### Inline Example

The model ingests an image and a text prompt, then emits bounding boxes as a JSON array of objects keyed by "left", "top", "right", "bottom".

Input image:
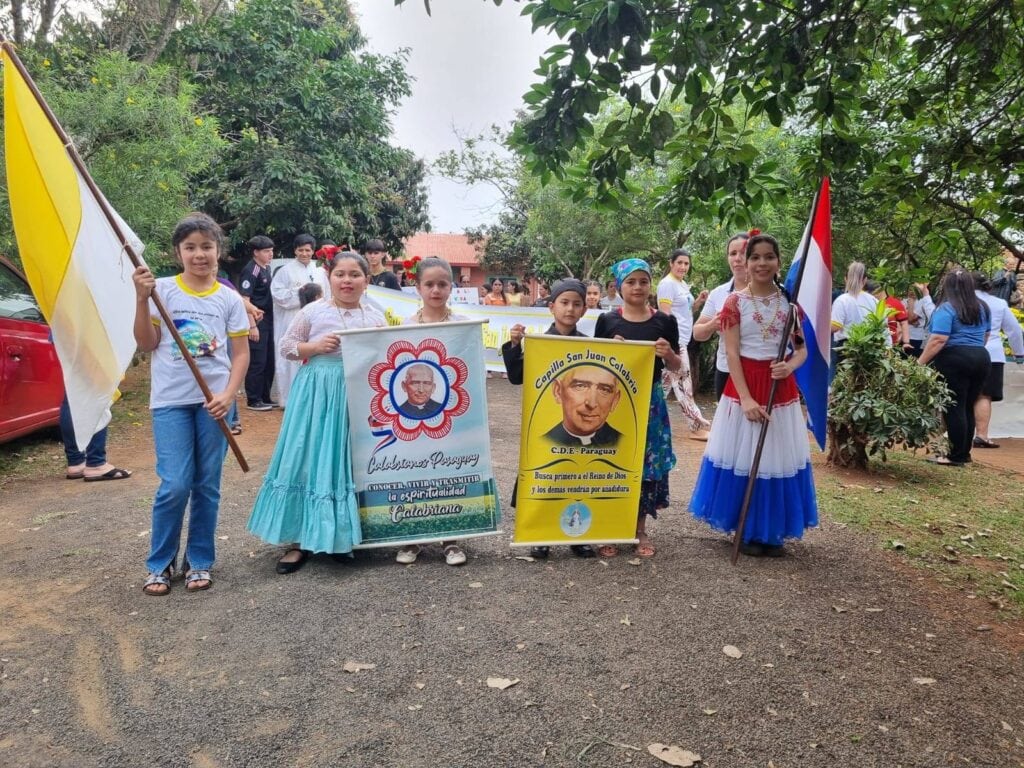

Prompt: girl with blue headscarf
[{"left": 593, "top": 258, "right": 682, "bottom": 558}]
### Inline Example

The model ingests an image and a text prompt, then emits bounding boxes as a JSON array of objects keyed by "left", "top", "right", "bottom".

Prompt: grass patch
[
  {"left": 819, "top": 450, "right": 1024, "bottom": 616},
  {"left": 31, "top": 509, "right": 79, "bottom": 526}
]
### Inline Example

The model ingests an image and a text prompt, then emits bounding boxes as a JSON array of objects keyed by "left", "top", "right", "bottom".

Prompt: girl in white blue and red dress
[
  {"left": 689, "top": 233, "right": 818, "bottom": 557},
  {"left": 594, "top": 258, "right": 682, "bottom": 559}
]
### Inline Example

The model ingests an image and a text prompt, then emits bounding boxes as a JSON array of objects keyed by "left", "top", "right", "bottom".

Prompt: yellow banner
[{"left": 513, "top": 336, "right": 655, "bottom": 546}]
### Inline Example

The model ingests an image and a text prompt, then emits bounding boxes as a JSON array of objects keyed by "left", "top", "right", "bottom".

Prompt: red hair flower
[
  {"left": 748, "top": 228, "right": 761, "bottom": 237},
  {"left": 315, "top": 244, "right": 341, "bottom": 266}
]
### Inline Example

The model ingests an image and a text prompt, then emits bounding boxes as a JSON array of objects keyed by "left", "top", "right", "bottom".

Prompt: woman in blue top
[{"left": 918, "top": 270, "right": 990, "bottom": 466}]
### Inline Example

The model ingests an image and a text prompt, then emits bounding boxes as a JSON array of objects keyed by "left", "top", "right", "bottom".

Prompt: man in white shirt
[{"left": 270, "top": 233, "right": 330, "bottom": 407}]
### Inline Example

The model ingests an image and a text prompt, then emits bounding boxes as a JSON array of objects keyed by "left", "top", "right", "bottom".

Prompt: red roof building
[{"left": 401, "top": 232, "right": 485, "bottom": 287}]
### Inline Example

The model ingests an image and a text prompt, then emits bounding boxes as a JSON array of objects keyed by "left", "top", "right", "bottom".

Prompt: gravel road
[{"left": 1, "top": 378, "right": 1022, "bottom": 767}]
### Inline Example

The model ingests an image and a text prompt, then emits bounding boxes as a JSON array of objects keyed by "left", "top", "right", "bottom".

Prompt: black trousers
[
  {"left": 714, "top": 368, "right": 730, "bottom": 402},
  {"left": 244, "top": 316, "right": 275, "bottom": 404},
  {"left": 930, "top": 345, "right": 990, "bottom": 463}
]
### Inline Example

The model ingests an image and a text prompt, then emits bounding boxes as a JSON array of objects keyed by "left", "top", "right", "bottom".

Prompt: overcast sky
[{"left": 350, "top": 0, "right": 555, "bottom": 234}]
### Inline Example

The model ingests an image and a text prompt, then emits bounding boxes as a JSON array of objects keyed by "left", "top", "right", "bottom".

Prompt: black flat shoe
[
  {"left": 739, "top": 542, "right": 765, "bottom": 557},
  {"left": 762, "top": 544, "right": 786, "bottom": 558},
  {"left": 529, "top": 546, "right": 550, "bottom": 559},
  {"left": 570, "top": 544, "right": 596, "bottom": 558},
  {"left": 275, "top": 548, "right": 309, "bottom": 574}
]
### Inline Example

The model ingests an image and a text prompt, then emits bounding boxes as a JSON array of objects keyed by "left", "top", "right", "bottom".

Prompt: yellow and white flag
[{"left": 3, "top": 48, "right": 141, "bottom": 450}]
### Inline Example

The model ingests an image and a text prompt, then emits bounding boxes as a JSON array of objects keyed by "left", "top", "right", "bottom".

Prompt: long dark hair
[
  {"left": 942, "top": 270, "right": 988, "bottom": 326},
  {"left": 745, "top": 233, "right": 792, "bottom": 302}
]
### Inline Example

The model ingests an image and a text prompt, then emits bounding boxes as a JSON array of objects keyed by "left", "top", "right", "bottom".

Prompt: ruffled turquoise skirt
[{"left": 247, "top": 356, "right": 362, "bottom": 553}]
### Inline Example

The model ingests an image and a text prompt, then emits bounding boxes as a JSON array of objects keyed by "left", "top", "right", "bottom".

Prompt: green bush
[{"left": 827, "top": 302, "right": 952, "bottom": 469}]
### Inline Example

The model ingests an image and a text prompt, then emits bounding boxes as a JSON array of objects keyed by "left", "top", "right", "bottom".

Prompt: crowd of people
[
  {"left": 828, "top": 252, "right": 1024, "bottom": 465},
  {"left": 63, "top": 210, "right": 1020, "bottom": 595}
]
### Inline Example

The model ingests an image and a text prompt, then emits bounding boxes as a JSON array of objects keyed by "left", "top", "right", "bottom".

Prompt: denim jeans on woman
[
  {"left": 59, "top": 396, "right": 107, "bottom": 467},
  {"left": 146, "top": 404, "right": 228, "bottom": 574}
]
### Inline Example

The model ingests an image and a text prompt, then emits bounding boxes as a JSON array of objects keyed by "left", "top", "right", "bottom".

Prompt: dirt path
[{"left": 1, "top": 377, "right": 1023, "bottom": 767}]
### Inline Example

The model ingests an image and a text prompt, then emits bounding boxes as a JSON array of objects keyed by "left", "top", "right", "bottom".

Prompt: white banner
[
  {"left": 364, "top": 286, "right": 602, "bottom": 372},
  {"left": 339, "top": 320, "right": 502, "bottom": 547}
]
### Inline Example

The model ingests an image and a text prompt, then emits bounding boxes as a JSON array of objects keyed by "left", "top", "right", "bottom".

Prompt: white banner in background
[{"left": 364, "top": 286, "right": 602, "bottom": 372}]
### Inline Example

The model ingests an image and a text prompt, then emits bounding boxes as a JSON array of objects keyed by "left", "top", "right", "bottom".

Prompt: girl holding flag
[
  {"left": 132, "top": 213, "right": 250, "bottom": 595},
  {"left": 689, "top": 233, "right": 818, "bottom": 557},
  {"left": 594, "top": 258, "right": 682, "bottom": 558}
]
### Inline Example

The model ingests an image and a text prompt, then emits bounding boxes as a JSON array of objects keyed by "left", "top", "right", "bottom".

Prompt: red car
[{"left": 0, "top": 255, "right": 64, "bottom": 442}]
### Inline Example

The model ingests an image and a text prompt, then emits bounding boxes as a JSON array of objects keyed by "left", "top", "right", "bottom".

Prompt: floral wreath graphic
[{"left": 367, "top": 338, "right": 470, "bottom": 453}]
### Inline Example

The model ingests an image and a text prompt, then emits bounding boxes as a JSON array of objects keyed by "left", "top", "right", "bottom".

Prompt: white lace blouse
[{"left": 279, "top": 298, "right": 386, "bottom": 360}]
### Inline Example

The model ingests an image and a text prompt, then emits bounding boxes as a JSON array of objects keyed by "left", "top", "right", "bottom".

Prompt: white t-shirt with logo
[
  {"left": 657, "top": 274, "right": 695, "bottom": 344},
  {"left": 148, "top": 276, "right": 249, "bottom": 408}
]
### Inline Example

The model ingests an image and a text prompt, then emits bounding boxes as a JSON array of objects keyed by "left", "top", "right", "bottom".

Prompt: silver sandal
[
  {"left": 142, "top": 569, "right": 172, "bottom": 596},
  {"left": 185, "top": 569, "right": 213, "bottom": 592}
]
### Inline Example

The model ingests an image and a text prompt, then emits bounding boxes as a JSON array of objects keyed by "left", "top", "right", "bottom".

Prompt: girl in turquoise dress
[{"left": 248, "top": 252, "right": 386, "bottom": 574}]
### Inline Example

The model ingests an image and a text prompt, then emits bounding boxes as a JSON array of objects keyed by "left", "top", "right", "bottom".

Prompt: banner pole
[
  {"left": 729, "top": 181, "right": 824, "bottom": 564},
  {"left": 2, "top": 42, "right": 248, "bottom": 471}
]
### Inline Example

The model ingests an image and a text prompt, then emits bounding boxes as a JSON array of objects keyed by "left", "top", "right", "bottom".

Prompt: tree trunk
[
  {"left": 33, "top": 0, "right": 57, "bottom": 45},
  {"left": 141, "top": 0, "right": 186, "bottom": 65},
  {"left": 11, "top": 0, "right": 26, "bottom": 45},
  {"left": 825, "top": 420, "right": 869, "bottom": 470}
]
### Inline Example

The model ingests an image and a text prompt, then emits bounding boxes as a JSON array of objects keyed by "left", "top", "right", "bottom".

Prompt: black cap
[{"left": 549, "top": 278, "right": 587, "bottom": 302}]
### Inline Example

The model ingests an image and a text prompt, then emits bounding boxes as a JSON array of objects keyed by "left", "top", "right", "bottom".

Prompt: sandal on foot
[
  {"left": 597, "top": 545, "right": 619, "bottom": 558},
  {"left": 185, "top": 569, "right": 212, "bottom": 592},
  {"left": 973, "top": 436, "right": 999, "bottom": 448},
  {"left": 635, "top": 543, "right": 656, "bottom": 558},
  {"left": 444, "top": 545, "right": 467, "bottom": 566},
  {"left": 84, "top": 467, "right": 132, "bottom": 482},
  {"left": 396, "top": 545, "right": 420, "bottom": 564},
  {"left": 230, "top": 425, "right": 243, "bottom": 435},
  {"left": 276, "top": 548, "right": 309, "bottom": 574},
  {"left": 142, "top": 568, "right": 172, "bottom": 596}
]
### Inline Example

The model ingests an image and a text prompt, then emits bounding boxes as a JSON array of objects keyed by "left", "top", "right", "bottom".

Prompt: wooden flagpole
[
  {"left": 2, "top": 42, "right": 249, "bottom": 472},
  {"left": 729, "top": 181, "right": 824, "bottom": 564}
]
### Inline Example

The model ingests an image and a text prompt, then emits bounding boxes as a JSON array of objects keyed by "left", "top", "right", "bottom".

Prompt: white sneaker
[
  {"left": 444, "top": 545, "right": 467, "bottom": 566},
  {"left": 396, "top": 545, "right": 420, "bottom": 564}
]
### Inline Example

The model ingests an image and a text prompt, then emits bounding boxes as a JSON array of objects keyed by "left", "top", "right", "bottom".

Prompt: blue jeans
[
  {"left": 146, "top": 404, "right": 228, "bottom": 574},
  {"left": 60, "top": 396, "right": 107, "bottom": 467}
]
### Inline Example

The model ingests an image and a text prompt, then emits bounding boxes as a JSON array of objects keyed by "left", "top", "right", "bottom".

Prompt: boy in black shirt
[
  {"left": 502, "top": 278, "right": 595, "bottom": 559},
  {"left": 365, "top": 238, "right": 401, "bottom": 290}
]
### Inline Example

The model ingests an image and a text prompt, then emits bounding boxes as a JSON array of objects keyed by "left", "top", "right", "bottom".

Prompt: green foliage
[
  {"left": 178, "top": 0, "right": 429, "bottom": 253},
  {"left": 404, "top": 0, "right": 1024, "bottom": 268},
  {"left": 0, "top": 51, "right": 222, "bottom": 268},
  {"left": 827, "top": 303, "right": 952, "bottom": 470}
]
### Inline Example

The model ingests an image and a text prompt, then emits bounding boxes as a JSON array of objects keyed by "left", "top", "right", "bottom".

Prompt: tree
[
  {"left": 402, "top": 0, "right": 1023, "bottom": 266},
  {"left": 176, "top": 0, "right": 429, "bottom": 252},
  {"left": 436, "top": 124, "right": 676, "bottom": 281},
  {"left": 827, "top": 303, "right": 951, "bottom": 470},
  {"left": 0, "top": 51, "right": 223, "bottom": 267}
]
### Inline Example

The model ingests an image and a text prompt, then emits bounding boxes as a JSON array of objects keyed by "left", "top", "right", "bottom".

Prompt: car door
[{"left": 0, "top": 259, "right": 65, "bottom": 442}]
